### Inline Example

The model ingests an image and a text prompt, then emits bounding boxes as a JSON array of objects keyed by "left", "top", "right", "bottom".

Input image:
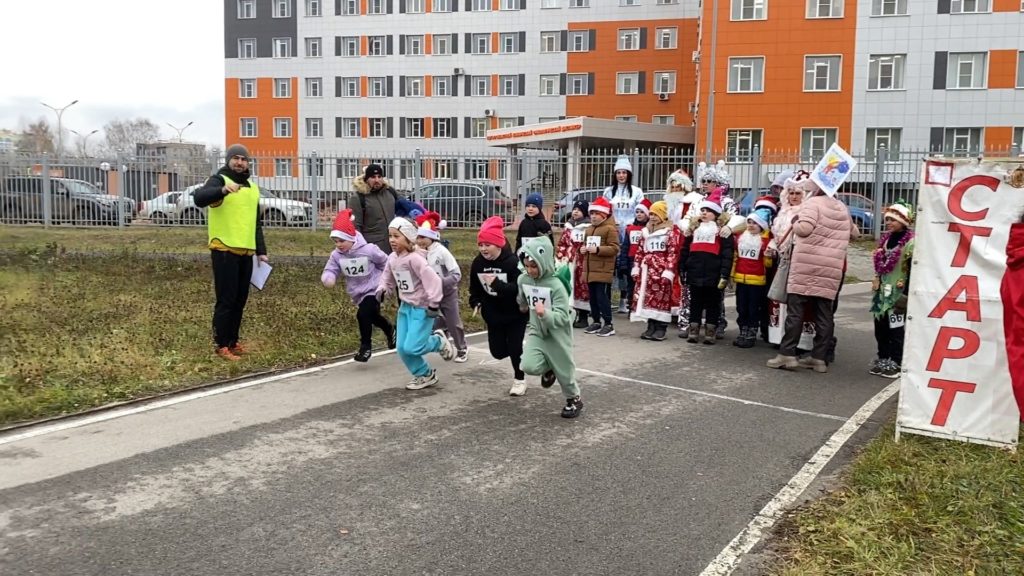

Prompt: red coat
[
  {"left": 1001, "top": 222, "right": 1024, "bottom": 419},
  {"left": 557, "top": 221, "right": 591, "bottom": 309},
  {"left": 631, "top": 224, "right": 683, "bottom": 323}
]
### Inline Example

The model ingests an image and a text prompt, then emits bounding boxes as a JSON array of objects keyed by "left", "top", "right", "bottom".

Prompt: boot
[
  {"left": 573, "top": 311, "right": 589, "bottom": 329},
  {"left": 686, "top": 323, "right": 700, "bottom": 343},
  {"left": 703, "top": 324, "right": 716, "bottom": 345},
  {"left": 640, "top": 319, "right": 655, "bottom": 340},
  {"left": 825, "top": 337, "right": 837, "bottom": 364},
  {"left": 617, "top": 299, "right": 629, "bottom": 314},
  {"left": 651, "top": 321, "right": 667, "bottom": 341},
  {"left": 743, "top": 326, "right": 757, "bottom": 348},
  {"left": 767, "top": 354, "right": 799, "bottom": 369},
  {"left": 732, "top": 326, "right": 746, "bottom": 347},
  {"left": 715, "top": 322, "right": 726, "bottom": 340}
]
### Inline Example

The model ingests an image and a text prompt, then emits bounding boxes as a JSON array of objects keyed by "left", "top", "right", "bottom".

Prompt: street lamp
[
  {"left": 40, "top": 99, "right": 79, "bottom": 157},
  {"left": 167, "top": 121, "right": 194, "bottom": 142},
  {"left": 71, "top": 129, "right": 99, "bottom": 157}
]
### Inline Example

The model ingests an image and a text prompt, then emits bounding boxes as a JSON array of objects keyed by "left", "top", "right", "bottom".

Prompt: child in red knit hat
[{"left": 415, "top": 211, "right": 468, "bottom": 362}]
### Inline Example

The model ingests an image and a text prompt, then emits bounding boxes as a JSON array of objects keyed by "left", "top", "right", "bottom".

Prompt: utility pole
[
  {"left": 71, "top": 129, "right": 99, "bottom": 157},
  {"left": 41, "top": 99, "right": 79, "bottom": 157},
  {"left": 167, "top": 121, "right": 194, "bottom": 142}
]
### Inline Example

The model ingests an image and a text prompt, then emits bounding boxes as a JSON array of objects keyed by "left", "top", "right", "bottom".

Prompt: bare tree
[
  {"left": 16, "top": 119, "right": 56, "bottom": 154},
  {"left": 101, "top": 118, "right": 161, "bottom": 156}
]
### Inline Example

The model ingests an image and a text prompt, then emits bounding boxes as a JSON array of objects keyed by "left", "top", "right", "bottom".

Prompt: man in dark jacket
[
  {"left": 349, "top": 163, "right": 400, "bottom": 253},
  {"left": 194, "top": 143, "right": 268, "bottom": 361}
]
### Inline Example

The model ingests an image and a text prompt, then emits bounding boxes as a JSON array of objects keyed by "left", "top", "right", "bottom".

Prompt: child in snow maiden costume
[
  {"left": 616, "top": 198, "right": 651, "bottom": 314},
  {"left": 631, "top": 201, "right": 683, "bottom": 341},
  {"left": 517, "top": 236, "right": 583, "bottom": 418},
  {"left": 869, "top": 200, "right": 915, "bottom": 379}
]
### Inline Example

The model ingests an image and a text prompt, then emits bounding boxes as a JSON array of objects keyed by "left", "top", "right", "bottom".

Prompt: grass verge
[{"left": 771, "top": 421, "right": 1024, "bottom": 575}]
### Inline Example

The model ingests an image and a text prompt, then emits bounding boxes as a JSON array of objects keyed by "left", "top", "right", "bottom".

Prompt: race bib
[
  {"left": 629, "top": 230, "right": 643, "bottom": 246},
  {"left": 888, "top": 311, "right": 905, "bottom": 329},
  {"left": 524, "top": 285, "right": 552, "bottom": 309},
  {"left": 393, "top": 269, "right": 416, "bottom": 293},
  {"left": 478, "top": 272, "right": 507, "bottom": 296},
  {"left": 645, "top": 235, "right": 667, "bottom": 252},
  {"left": 340, "top": 257, "right": 369, "bottom": 277},
  {"left": 739, "top": 245, "right": 760, "bottom": 259},
  {"left": 570, "top": 228, "right": 585, "bottom": 243},
  {"left": 586, "top": 236, "right": 602, "bottom": 249}
]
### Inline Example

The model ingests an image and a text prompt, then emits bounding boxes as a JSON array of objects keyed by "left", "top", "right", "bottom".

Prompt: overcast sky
[{"left": 1, "top": 0, "right": 224, "bottom": 148}]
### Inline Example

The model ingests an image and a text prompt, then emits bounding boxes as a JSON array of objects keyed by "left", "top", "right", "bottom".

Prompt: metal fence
[{"left": 2, "top": 146, "right": 1020, "bottom": 236}]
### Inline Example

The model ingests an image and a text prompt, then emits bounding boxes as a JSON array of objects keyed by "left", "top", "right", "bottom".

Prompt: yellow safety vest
[{"left": 208, "top": 175, "right": 260, "bottom": 250}]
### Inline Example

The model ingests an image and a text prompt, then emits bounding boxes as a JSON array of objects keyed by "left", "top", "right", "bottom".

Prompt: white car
[
  {"left": 175, "top": 184, "right": 315, "bottom": 227},
  {"left": 139, "top": 191, "right": 182, "bottom": 225}
]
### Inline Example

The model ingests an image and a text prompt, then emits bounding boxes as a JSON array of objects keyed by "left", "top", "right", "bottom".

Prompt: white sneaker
[
  {"left": 508, "top": 379, "right": 527, "bottom": 396},
  {"left": 435, "top": 330, "right": 455, "bottom": 361},
  {"left": 454, "top": 349, "right": 469, "bottom": 363},
  {"left": 406, "top": 369, "right": 438, "bottom": 390}
]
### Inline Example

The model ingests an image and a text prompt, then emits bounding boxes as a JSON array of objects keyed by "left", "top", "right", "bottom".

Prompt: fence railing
[{"left": 2, "top": 146, "right": 1020, "bottom": 237}]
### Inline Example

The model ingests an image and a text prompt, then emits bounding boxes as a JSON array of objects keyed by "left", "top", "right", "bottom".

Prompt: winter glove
[
  {"left": 893, "top": 295, "right": 908, "bottom": 315},
  {"left": 661, "top": 270, "right": 675, "bottom": 281},
  {"left": 717, "top": 278, "right": 728, "bottom": 290},
  {"left": 426, "top": 307, "right": 441, "bottom": 318},
  {"left": 719, "top": 226, "right": 732, "bottom": 238}
]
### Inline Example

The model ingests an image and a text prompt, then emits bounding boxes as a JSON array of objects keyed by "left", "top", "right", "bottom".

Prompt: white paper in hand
[{"left": 250, "top": 256, "right": 272, "bottom": 290}]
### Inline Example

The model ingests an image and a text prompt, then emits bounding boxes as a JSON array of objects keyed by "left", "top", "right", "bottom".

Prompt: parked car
[
  {"left": 553, "top": 188, "right": 665, "bottom": 223},
  {"left": 837, "top": 192, "right": 875, "bottom": 233},
  {"left": 175, "top": 184, "right": 316, "bottom": 227},
  {"left": 138, "top": 191, "right": 182, "bottom": 225},
  {"left": 410, "top": 181, "right": 513, "bottom": 227},
  {"left": 1, "top": 175, "right": 135, "bottom": 226}
]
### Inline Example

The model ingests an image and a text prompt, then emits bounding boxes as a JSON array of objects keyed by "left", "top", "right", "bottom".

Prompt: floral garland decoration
[{"left": 873, "top": 230, "right": 914, "bottom": 276}]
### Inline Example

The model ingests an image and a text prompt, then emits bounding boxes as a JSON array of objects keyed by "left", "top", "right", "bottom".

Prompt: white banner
[{"left": 896, "top": 158, "right": 1022, "bottom": 447}]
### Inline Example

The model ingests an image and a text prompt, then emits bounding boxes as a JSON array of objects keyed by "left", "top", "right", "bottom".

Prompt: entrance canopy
[{"left": 485, "top": 116, "right": 694, "bottom": 150}]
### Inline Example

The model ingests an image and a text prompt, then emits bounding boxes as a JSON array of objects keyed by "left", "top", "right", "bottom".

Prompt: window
[
  {"left": 728, "top": 57, "right": 765, "bottom": 92},
  {"left": 615, "top": 115, "right": 638, "bottom": 122},
  {"left": 621, "top": 0, "right": 640, "bottom": 4},
  {"left": 499, "top": 75, "right": 519, "bottom": 96},
  {"left": 807, "top": 0, "right": 843, "bottom": 18},
  {"left": 238, "top": 38, "right": 256, "bottom": 59},
  {"left": 501, "top": 0, "right": 520, "bottom": 8},
  {"left": 1018, "top": 51, "right": 1024, "bottom": 88},
  {"left": 341, "top": 118, "right": 361, "bottom": 137},
  {"left": 471, "top": 0, "right": 489, "bottom": 9},
  {"left": 238, "top": 0, "right": 256, "bottom": 18},
  {"left": 368, "top": 36, "right": 385, "bottom": 56},
  {"left": 368, "top": 0, "right": 385, "bottom": 13},
  {"left": 432, "top": 160, "right": 455, "bottom": 179},
  {"left": 274, "top": 78, "right": 291, "bottom": 98},
  {"left": 617, "top": 72, "right": 640, "bottom": 94},
  {"left": 567, "top": 31, "right": 590, "bottom": 52},
  {"left": 433, "top": 0, "right": 452, "bottom": 11},
  {"left": 342, "top": 77, "right": 359, "bottom": 97},
  {"left": 305, "top": 37, "right": 322, "bottom": 57},
  {"left": 240, "top": 118, "right": 257, "bottom": 137},
  {"left": 472, "top": 33, "right": 490, "bottom": 54},
  {"left": 306, "top": 0, "right": 321, "bottom": 15},
  {"left": 369, "top": 118, "right": 387, "bottom": 138},
  {"left": 340, "top": 0, "right": 358, "bottom": 14},
  {"left": 656, "top": 27, "right": 677, "bottom": 49},
  {"left": 407, "top": 0, "right": 425, "bottom": 12},
  {"left": 499, "top": 33, "right": 518, "bottom": 54},
  {"left": 540, "top": 74, "right": 559, "bottom": 95},
  {"left": 1015, "top": 127, "right": 1024, "bottom": 149},
  {"left": 369, "top": 77, "right": 386, "bottom": 97},
  {"left": 947, "top": 52, "right": 986, "bottom": 89},
  {"left": 305, "top": 157, "right": 325, "bottom": 177},
  {"left": 306, "top": 118, "right": 323, "bottom": 138},
  {"left": 275, "top": 158, "right": 292, "bottom": 177},
  {"left": 498, "top": 117, "right": 519, "bottom": 128},
  {"left": 868, "top": 54, "right": 905, "bottom": 90},
  {"left": 425, "top": 35, "right": 448, "bottom": 56},
  {"left": 539, "top": 116, "right": 560, "bottom": 123},
  {"left": 727, "top": 129, "right": 763, "bottom": 162},
  {"left": 273, "top": 0, "right": 290, "bottom": 17},
  {"left": 433, "top": 76, "right": 451, "bottom": 96},
  {"left": 341, "top": 36, "right": 359, "bottom": 56},
  {"left": 732, "top": 0, "right": 766, "bottom": 20},
  {"left": 274, "top": 118, "right": 293, "bottom": 138},
  {"left": 657, "top": 0, "right": 678, "bottom": 3},
  {"left": 567, "top": 73, "right": 588, "bottom": 95},
  {"left": 542, "top": 0, "right": 560, "bottom": 6},
  {"left": 239, "top": 79, "right": 256, "bottom": 98},
  {"left": 306, "top": 77, "right": 322, "bottom": 97},
  {"left": 434, "top": 118, "right": 452, "bottom": 138},
  {"left": 865, "top": 128, "right": 902, "bottom": 160},
  {"left": 800, "top": 128, "right": 837, "bottom": 162},
  {"left": 942, "top": 127, "right": 983, "bottom": 154},
  {"left": 405, "top": 76, "right": 424, "bottom": 97},
  {"left": 653, "top": 115, "right": 675, "bottom": 125},
  {"left": 951, "top": 0, "right": 990, "bottom": 13},
  {"left": 470, "top": 118, "right": 488, "bottom": 138},
  {"left": 468, "top": 159, "right": 489, "bottom": 179},
  {"left": 338, "top": 159, "right": 359, "bottom": 177},
  {"left": 618, "top": 28, "right": 640, "bottom": 51},
  {"left": 273, "top": 38, "right": 292, "bottom": 58},
  {"left": 804, "top": 55, "right": 841, "bottom": 91},
  {"left": 406, "top": 35, "right": 424, "bottom": 55},
  {"left": 569, "top": 0, "right": 590, "bottom": 6},
  {"left": 654, "top": 71, "right": 676, "bottom": 93},
  {"left": 406, "top": 118, "right": 424, "bottom": 138},
  {"left": 541, "top": 32, "right": 560, "bottom": 53},
  {"left": 870, "top": 0, "right": 907, "bottom": 15},
  {"left": 472, "top": 76, "right": 490, "bottom": 96}
]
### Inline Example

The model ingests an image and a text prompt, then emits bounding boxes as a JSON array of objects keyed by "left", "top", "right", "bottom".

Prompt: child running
[
  {"left": 517, "top": 236, "right": 583, "bottom": 418},
  {"left": 469, "top": 216, "right": 531, "bottom": 396},
  {"left": 378, "top": 217, "right": 456, "bottom": 390},
  {"left": 631, "top": 201, "right": 683, "bottom": 341},
  {"left": 679, "top": 188, "right": 734, "bottom": 345},
  {"left": 556, "top": 199, "right": 592, "bottom": 328},
  {"left": 321, "top": 209, "right": 396, "bottom": 362},
  {"left": 515, "top": 192, "right": 554, "bottom": 252},
  {"left": 415, "top": 211, "right": 468, "bottom": 363}
]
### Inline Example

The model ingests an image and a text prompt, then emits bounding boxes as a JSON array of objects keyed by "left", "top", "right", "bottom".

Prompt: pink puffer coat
[{"left": 787, "top": 194, "right": 851, "bottom": 299}]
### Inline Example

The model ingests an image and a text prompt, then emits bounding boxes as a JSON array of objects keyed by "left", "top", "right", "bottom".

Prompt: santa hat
[
  {"left": 330, "top": 209, "right": 357, "bottom": 241},
  {"left": 388, "top": 216, "right": 418, "bottom": 242},
  {"left": 636, "top": 198, "right": 652, "bottom": 216},
  {"left": 477, "top": 216, "right": 507, "bottom": 247},
  {"left": 667, "top": 169, "right": 694, "bottom": 192},
  {"left": 754, "top": 195, "right": 779, "bottom": 216},
  {"left": 885, "top": 200, "right": 914, "bottom": 227},
  {"left": 613, "top": 155, "right": 633, "bottom": 173},
  {"left": 649, "top": 200, "right": 669, "bottom": 222},
  {"left": 589, "top": 195, "right": 612, "bottom": 215},
  {"left": 700, "top": 187, "right": 725, "bottom": 215},
  {"left": 747, "top": 207, "right": 773, "bottom": 231},
  {"left": 415, "top": 211, "right": 446, "bottom": 241}
]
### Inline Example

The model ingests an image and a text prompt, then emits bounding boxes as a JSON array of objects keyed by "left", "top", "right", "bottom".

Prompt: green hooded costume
[{"left": 517, "top": 236, "right": 580, "bottom": 399}]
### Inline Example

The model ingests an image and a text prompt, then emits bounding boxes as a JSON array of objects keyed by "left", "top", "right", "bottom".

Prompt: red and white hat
[
  {"left": 589, "top": 196, "right": 612, "bottom": 215},
  {"left": 700, "top": 187, "right": 725, "bottom": 215},
  {"left": 415, "top": 211, "right": 446, "bottom": 241},
  {"left": 330, "top": 209, "right": 357, "bottom": 241},
  {"left": 636, "top": 198, "right": 652, "bottom": 215}
]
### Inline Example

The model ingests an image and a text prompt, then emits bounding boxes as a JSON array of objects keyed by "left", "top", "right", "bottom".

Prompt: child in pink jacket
[{"left": 378, "top": 217, "right": 456, "bottom": 390}]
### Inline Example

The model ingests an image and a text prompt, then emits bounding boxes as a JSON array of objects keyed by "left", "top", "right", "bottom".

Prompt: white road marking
[{"left": 698, "top": 380, "right": 900, "bottom": 576}]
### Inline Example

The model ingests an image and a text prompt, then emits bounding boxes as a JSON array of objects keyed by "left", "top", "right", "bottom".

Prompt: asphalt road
[{"left": 0, "top": 285, "right": 894, "bottom": 576}]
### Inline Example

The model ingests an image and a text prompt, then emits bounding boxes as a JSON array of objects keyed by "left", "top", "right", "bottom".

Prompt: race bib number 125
[{"left": 393, "top": 269, "right": 415, "bottom": 293}]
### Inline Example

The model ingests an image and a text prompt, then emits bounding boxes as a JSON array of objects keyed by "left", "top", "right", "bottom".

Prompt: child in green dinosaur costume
[{"left": 517, "top": 236, "right": 583, "bottom": 418}]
